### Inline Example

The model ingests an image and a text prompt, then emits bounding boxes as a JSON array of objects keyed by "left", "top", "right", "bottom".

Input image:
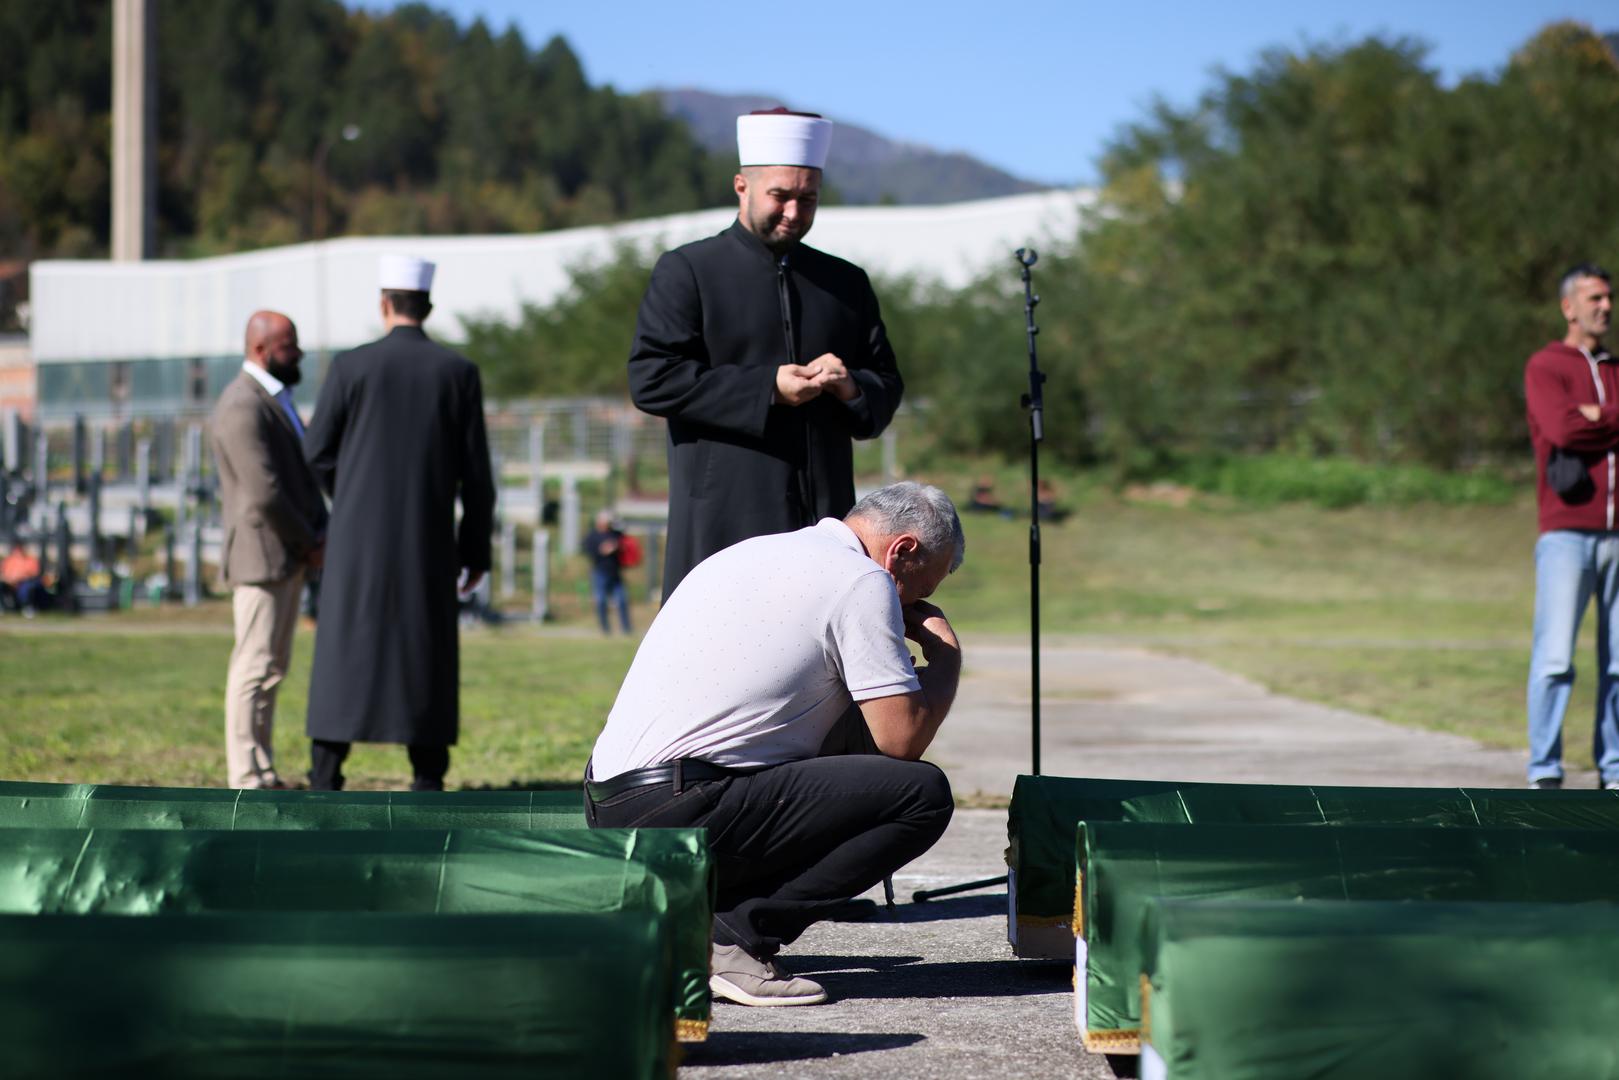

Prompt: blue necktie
[{"left": 277, "top": 391, "right": 305, "bottom": 439}]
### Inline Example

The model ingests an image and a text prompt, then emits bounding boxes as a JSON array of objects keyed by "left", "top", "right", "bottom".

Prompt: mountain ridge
[{"left": 658, "top": 88, "right": 1046, "bottom": 206}]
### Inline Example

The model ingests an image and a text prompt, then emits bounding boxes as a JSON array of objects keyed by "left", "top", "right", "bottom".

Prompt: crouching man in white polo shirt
[{"left": 585, "top": 481, "right": 964, "bottom": 1007}]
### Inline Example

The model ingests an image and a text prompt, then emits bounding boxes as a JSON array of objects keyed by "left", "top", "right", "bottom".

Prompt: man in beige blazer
[{"left": 210, "top": 310, "right": 328, "bottom": 789}]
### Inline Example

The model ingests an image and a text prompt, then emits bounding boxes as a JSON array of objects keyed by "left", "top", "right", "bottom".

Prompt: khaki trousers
[{"left": 225, "top": 570, "right": 305, "bottom": 788}]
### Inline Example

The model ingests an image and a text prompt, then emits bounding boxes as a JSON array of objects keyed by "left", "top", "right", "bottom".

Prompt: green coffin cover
[
  {"left": 1077, "top": 821, "right": 1619, "bottom": 1051},
  {"left": 0, "top": 780, "right": 587, "bottom": 830},
  {"left": 0, "top": 910, "right": 675, "bottom": 1079},
  {"left": 1008, "top": 775, "right": 1185, "bottom": 927},
  {"left": 1122, "top": 785, "right": 1619, "bottom": 829},
  {"left": 1008, "top": 774, "right": 1619, "bottom": 931},
  {"left": 0, "top": 826, "right": 714, "bottom": 1040},
  {"left": 1141, "top": 899, "right": 1619, "bottom": 1080}
]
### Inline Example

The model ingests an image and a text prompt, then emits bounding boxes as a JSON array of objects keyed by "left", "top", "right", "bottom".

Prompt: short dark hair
[
  {"left": 1560, "top": 263, "right": 1611, "bottom": 300},
  {"left": 383, "top": 289, "right": 432, "bottom": 321}
]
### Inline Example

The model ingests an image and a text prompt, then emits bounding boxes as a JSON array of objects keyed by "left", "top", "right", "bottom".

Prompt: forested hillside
[
  {"left": 1040, "top": 24, "right": 1619, "bottom": 472},
  {"left": 0, "top": 1, "right": 733, "bottom": 260}
]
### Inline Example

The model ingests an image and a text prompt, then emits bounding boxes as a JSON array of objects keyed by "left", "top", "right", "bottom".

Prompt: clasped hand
[{"left": 775, "top": 352, "right": 859, "bottom": 405}]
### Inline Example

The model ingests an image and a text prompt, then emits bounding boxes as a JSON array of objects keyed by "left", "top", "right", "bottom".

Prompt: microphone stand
[
  {"left": 913, "top": 247, "right": 1045, "bottom": 903},
  {"left": 1019, "top": 246, "right": 1044, "bottom": 776}
]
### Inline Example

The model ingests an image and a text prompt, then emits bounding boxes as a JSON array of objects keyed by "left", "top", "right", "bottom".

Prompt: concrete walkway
[
  {"left": 683, "top": 639, "right": 1558, "bottom": 1079},
  {"left": 932, "top": 639, "right": 1563, "bottom": 796}
]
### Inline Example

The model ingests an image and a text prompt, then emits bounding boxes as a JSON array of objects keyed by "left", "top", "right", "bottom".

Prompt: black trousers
[
  {"left": 309, "top": 740, "right": 450, "bottom": 791},
  {"left": 585, "top": 754, "right": 953, "bottom": 958}
]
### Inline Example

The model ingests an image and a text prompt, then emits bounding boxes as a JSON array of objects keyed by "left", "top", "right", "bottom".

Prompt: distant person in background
[
  {"left": 303, "top": 256, "right": 495, "bottom": 792},
  {"left": 628, "top": 108, "right": 904, "bottom": 602},
  {"left": 210, "top": 311, "right": 327, "bottom": 790},
  {"left": 1, "top": 542, "right": 47, "bottom": 616},
  {"left": 1523, "top": 262, "right": 1619, "bottom": 791},
  {"left": 1035, "top": 478, "right": 1066, "bottom": 521},
  {"left": 967, "top": 476, "right": 1001, "bottom": 513},
  {"left": 966, "top": 476, "right": 1009, "bottom": 517},
  {"left": 582, "top": 510, "right": 632, "bottom": 635}
]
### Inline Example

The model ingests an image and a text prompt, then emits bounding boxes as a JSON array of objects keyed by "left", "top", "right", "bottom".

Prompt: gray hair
[
  {"left": 846, "top": 481, "right": 965, "bottom": 573},
  {"left": 1561, "top": 262, "right": 1611, "bottom": 300}
]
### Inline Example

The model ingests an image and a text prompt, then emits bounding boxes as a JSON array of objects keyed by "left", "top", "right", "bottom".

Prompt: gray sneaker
[{"left": 710, "top": 943, "right": 828, "bottom": 1007}]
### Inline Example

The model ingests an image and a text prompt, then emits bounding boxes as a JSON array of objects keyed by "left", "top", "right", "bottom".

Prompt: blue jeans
[
  {"left": 1527, "top": 530, "right": 1619, "bottom": 784},
  {"left": 591, "top": 567, "right": 630, "bottom": 634}
]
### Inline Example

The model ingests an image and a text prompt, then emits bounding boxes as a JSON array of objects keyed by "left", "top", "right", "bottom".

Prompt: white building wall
[{"left": 30, "top": 188, "right": 1092, "bottom": 364}]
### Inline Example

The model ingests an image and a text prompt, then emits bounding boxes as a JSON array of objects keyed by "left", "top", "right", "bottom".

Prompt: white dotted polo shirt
[{"left": 589, "top": 518, "right": 921, "bottom": 779}]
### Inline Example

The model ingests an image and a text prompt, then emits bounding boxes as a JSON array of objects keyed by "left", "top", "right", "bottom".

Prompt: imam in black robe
[
  {"left": 628, "top": 220, "right": 904, "bottom": 599},
  {"left": 303, "top": 325, "right": 495, "bottom": 746}
]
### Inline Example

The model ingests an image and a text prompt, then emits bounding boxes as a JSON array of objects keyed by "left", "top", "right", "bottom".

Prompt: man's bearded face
[
  {"left": 264, "top": 331, "right": 304, "bottom": 387},
  {"left": 736, "top": 166, "right": 821, "bottom": 252}
]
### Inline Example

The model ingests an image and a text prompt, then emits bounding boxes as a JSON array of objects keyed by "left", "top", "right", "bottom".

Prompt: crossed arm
[{"left": 1526, "top": 361, "right": 1619, "bottom": 451}]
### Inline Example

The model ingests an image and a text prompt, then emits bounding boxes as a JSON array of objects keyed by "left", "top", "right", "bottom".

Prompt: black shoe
[{"left": 1529, "top": 777, "right": 1563, "bottom": 790}]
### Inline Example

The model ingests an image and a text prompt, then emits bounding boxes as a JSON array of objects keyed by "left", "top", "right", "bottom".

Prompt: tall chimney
[{"left": 111, "top": 0, "right": 157, "bottom": 261}]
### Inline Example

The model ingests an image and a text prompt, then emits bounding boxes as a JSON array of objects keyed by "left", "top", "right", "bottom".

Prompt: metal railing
[{"left": 2, "top": 399, "right": 913, "bottom": 616}]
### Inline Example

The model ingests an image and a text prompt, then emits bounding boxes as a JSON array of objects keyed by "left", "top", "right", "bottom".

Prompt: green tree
[
  {"left": 458, "top": 245, "right": 655, "bottom": 399},
  {"left": 0, "top": 0, "right": 733, "bottom": 257},
  {"left": 1057, "top": 26, "right": 1619, "bottom": 472}
]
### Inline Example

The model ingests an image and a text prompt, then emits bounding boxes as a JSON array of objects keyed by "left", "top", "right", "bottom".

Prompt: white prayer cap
[
  {"left": 378, "top": 254, "right": 435, "bottom": 293},
  {"left": 736, "top": 108, "right": 833, "bottom": 169}
]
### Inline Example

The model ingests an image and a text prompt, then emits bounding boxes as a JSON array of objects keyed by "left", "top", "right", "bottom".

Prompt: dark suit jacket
[{"left": 209, "top": 370, "right": 327, "bottom": 586}]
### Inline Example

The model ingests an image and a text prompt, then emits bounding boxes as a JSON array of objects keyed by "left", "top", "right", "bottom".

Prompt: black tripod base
[{"left": 912, "top": 873, "right": 1007, "bottom": 903}]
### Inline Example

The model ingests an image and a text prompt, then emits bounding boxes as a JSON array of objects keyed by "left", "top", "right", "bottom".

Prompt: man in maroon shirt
[{"left": 1523, "top": 263, "right": 1619, "bottom": 790}]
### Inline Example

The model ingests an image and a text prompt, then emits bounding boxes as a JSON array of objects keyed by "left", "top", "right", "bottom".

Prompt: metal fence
[{"left": 1, "top": 398, "right": 914, "bottom": 615}]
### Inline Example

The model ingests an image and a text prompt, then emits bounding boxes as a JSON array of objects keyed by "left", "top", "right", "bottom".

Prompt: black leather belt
[{"left": 585, "top": 759, "right": 736, "bottom": 802}]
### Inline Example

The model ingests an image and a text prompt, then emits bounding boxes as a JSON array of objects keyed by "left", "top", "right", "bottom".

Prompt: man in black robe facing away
[
  {"left": 303, "top": 254, "right": 496, "bottom": 791},
  {"left": 628, "top": 108, "right": 905, "bottom": 600}
]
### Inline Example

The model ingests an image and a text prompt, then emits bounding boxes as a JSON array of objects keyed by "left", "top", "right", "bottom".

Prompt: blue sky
[{"left": 386, "top": 1, "right": 1616, "bottom": 186}]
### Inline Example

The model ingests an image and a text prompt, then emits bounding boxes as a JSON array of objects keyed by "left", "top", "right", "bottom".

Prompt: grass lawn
[
  {"left": 0, "top": 621, "right": 639, "bottom": 789},
  {"left": 1, "top": 477, "right": 1589, "bottom": 787},
  {"left": 944, "top": 479, "right": 1578, "bottom": 765}
]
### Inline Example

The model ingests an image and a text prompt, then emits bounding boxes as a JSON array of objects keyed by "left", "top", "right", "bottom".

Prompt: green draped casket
[
  {"left": 0, "top": 780, "right": 588, "bottom": 830},
  {"left": 1140, "top": 899, "right": 1619, "bottom": 1080},
  {"left": 0, "top": 910, "right": 675, "bottom": 1079},
  {"left": 1076, "top": 821, "right": 1619, "bottom": 1053},
  {"left": 1120, "top": 784, "right": 1619, "bottom": 829},
  {"left": 1006, "top": 773, "right": 1619, "bottom": 959},
  {"left": 1006, "top": 776, "right": 1185, "bottom": 956},
  {"left": 0, "top": 824, "right": 714, "bottom": 1042}
]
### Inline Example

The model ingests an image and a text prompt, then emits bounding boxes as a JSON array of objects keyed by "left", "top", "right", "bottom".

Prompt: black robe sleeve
[
  {"left": 839, "top": 268, "right": 903, "bottom": 440},
  {"left": 627, "top": 250, "right": 778, "bottom": 437},
  {"left": 456, "top": 364, "right": 496, "bottom": 574}
]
